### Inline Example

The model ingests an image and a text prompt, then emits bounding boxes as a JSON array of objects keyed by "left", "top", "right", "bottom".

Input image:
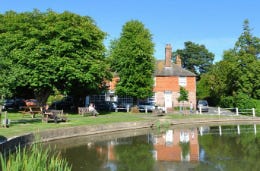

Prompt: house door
[{"left": 164, "top": 91, "right": 172, "bottom": 109}]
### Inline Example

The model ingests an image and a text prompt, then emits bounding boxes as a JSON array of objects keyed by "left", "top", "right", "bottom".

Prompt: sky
[{"left": 1, "top": 0, "right": 260, "bottom": 62}]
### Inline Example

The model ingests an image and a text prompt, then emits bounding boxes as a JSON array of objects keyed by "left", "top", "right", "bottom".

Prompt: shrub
[
  {"left": 131, "top": 106, "right": 140, "bottom": 113},
  {"left": 234, "top": 93, "right": 256, "bottom": 109},
  {"left": 220, "top": 96, "right": 234, "bottom": 108}
]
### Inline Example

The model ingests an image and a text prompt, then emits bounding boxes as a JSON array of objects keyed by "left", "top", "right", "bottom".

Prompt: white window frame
[{"left": 179, "top": 77, "right": 187, "bottom": 87}]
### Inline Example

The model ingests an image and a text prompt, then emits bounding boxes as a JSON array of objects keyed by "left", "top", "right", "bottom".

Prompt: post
[
  {"left": 199, "top": 106, "right": 202, "bottom": 114},
  {"left": 145, "top": 107, "right": 148, "bottom": 113},
  {"left": 236, "top": 108, "right": 239, "bottom": 115},
  {"left": 218, "top": 107, "right": 221, "bottom": 115},
  {"left": 219, "top": 125, "right": 222, "bottom": 136},
  {"left": 252, "top": 108, "right": 255, "bottom": 117}
]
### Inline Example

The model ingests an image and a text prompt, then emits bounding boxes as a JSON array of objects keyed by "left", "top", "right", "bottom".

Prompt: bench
[
  {"left": 78, "top": 107, "right": 91, "bottom": 116},
  {"left": 42, "top": 110, "right": 67, "bottom": 123},
  {"left": 19, "top": 106, "right": 43, "bottom": 118}
]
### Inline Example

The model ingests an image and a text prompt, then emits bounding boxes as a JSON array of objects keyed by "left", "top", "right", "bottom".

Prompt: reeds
[{"left": 0, "top": 143, "right": 71, "bottom": 171}]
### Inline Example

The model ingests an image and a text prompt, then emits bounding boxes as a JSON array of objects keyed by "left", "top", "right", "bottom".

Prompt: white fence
[{"left": 198, "top": 106, "right": 259, "bottom": 117}]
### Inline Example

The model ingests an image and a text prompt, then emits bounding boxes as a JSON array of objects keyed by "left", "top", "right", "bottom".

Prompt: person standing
[{"left": 190, "top": 101, "right": 193, "bottom": 113}]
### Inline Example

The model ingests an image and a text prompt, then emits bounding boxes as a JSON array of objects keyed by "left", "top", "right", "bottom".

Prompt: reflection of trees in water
[
  {"left": 179, "top": 141, "right": 190, "bottom": 159},
  {"left": 115, "top": 136, "right": 155, "bottom": 171},
  {"left": 60, "top": 142, "right": 107, "bottom": 171},
  {"left": 199, "top": 127, "right": 260, "bottom": 171}
]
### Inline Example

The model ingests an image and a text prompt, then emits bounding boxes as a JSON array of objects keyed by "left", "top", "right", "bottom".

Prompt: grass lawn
[{"left": 0, "top": 110, "right": 256, "bottom": 139}]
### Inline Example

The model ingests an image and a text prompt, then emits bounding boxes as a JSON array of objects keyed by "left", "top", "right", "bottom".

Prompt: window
[{"left": 179, "top": 77, "right": 187, "bottom": 86}]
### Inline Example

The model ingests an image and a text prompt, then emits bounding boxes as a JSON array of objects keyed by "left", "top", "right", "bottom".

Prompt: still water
[{"left": 45, "top": 124, "right": 260, "bottom": 171}]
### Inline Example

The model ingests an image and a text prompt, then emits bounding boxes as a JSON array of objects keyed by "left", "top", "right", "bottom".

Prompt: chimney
[
  {"left": 165, "top": 44, "right": 172, "bottom": 67},
  {"left": 176, "top": 54, "right": 182, "bottom": 67}
]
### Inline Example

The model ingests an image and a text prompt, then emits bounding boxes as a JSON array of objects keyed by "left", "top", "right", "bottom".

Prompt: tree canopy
[
  {"left": 109, "top": 20, "right": 155, "bottom": 102},
  {"left": 0, "top": 10, "right": 111, "bottom": 105},
  {"left": 197, "top": 19, "right": 260, "bottom": 107},
  {"left": 173, "top": 41, "right": 214, "bottom": 77}
]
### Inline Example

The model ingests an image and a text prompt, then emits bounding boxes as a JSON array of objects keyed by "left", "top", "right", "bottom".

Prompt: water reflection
[{"left": 45, "top": 124, "right": 260, "bottom": 171}]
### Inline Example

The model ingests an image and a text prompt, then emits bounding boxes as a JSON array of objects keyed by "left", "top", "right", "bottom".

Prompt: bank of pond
[{"left": 1, "top": 123, "right": 260, "bottom": 171}]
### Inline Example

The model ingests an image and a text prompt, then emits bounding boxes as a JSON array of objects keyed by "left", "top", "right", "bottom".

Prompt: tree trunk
[{"left": 34, "top": 87, "right": 52, "bottom": 107}]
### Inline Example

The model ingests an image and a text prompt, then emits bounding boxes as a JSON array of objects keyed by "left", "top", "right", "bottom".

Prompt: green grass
[
  {"left": 0, "top": 111, "right": 150, "bottom": 138},
  {"left": 0, "top": 110, "right": 257, "bottom": 139}
]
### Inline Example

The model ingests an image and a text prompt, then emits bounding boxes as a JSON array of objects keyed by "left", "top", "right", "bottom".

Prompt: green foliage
[
  {"left": 220, "top": 96, "right": 234, "bottom": 108},
  {"left": 109, "top": 20, "right": 155, "bottom": 101},
  {"left": 234, "top": 19, "right": 260, "bottom": 59},
  {"left": 173, "top": 41, "right": 214, "bottom": 77},
  {"left": 115, "top": 137, "right": 154, "bottom": 171},
  {"left": 179, "top": 142, "right": 190, "bottom": 158},
  {"left": 0, "top": 143, "right": 71, "bottom": 171},
  {"left": 233, "top": 93, "right": 256, "bottom": 109},
  {"left": 178, "top": 87, "right": 189, "bottom": 102},
  {"left": 198, "top": 19, "right": 260, "bottom": 105},
  {"left": 0, "top": 10, "right": 111, "bottom": 105}
]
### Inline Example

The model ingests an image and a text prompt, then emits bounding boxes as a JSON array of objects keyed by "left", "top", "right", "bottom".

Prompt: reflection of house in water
[
  {"left": 152, "top": 128, "right": 199, "bottom": 162},
  {"left": 93, "top": 129, "right": 199, "bottom": 170}
]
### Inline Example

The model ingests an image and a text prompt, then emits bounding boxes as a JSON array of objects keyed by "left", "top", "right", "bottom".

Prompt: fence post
[
  {"left": 199, "top": 106, "right": 202, "bottom": 114},
  {"left": 145, "top": 107, "right": 148, "bottom": 113},
  {"left": 252, "top": 108, "right": 255, "bottom": 117},
  {"left": 218, "top": 107, "right": 221, "bottom": 115},
  {"left": 236, "top": 108, "right": 239, "bottom": 116}
]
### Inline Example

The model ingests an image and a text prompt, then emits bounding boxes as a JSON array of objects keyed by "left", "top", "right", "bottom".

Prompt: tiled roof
[{"left": 155, "top": 60, "right": 196, "bottom": 77}]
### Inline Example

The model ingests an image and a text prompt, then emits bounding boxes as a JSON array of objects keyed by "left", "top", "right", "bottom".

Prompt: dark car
[
  {"left": 50, "top": 96, "right": 75, "bottom": 110},
  {"left": 105, "top": 101, "right": 118, "bottom": 111},
  {"left": 2, "top": 98, "right": 26, "bottom": 110},
  {"left": 197, "top": 100, "right": 209, "bottom": 112},
  {"left": 3, "top": 99, "right": 15, "bottom": 109}
]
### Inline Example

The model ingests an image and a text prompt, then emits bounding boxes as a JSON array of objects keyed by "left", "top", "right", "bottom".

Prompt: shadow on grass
[{"left": 11, "top": 118, "right": 42, "bottom": 124}]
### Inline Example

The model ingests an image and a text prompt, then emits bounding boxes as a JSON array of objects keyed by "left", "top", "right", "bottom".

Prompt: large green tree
[
  {"left": 109, "top": 20, "right": 155, "bottom": 103},
  {"left": 234, "top": 19, "right": 260, "bottom": 59},
  {"left": 197, "top": 19, "right": 260, "bottom": 106},
  {"left": 173, "top": 41, "right": 214, "bottom": 77},
  {"left": 0, "top": 10, "right": 111, "bottom": 105}
]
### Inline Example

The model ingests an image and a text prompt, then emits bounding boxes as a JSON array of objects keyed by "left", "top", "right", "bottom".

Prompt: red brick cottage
[
  {"left": 153, "top": 44, "right": 196, "bottom": 111},
  {"left": 105, "top": 44, "right": 196, "bottom": 111}
]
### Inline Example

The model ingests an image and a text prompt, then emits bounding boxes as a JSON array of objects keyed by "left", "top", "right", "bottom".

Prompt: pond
[{"left": 45, "top": 124, "right": 260, "bottom": 171}]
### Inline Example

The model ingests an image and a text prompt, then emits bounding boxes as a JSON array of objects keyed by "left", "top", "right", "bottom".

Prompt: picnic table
[{"left": 19, "top": 106, "right": 43, "bottom": 118}]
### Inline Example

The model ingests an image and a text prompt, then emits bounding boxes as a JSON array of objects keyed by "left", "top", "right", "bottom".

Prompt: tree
[
  {"left": 173, "top": 41, "right": 214, "bottom": 77},
  {"left": 109, "top": 20, "right": 155, "bottom": 103},
  {"left": 234, "top": 19, "right": 260, "bottom": 59},
  {"left": 178, "top": 87, "right": 189, "bottom": 102},
  {"left": 0, "top": 10, "right": 111, "bottom": 105},
  {"left": 178, "top": 87, "right": 189, "bottom": 111},
  {"left": 197, "top": 19, "right": 260, "bottom": 106}
]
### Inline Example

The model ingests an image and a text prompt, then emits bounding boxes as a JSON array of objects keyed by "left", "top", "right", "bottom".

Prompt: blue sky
[{"left": 1, "top": 0, "right": 260, "bottom": 62}]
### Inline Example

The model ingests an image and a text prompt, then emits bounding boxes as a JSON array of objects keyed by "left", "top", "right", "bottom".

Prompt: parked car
[
  {"left": 2, "top": 98, "right": 26, "bottom": 110},
  {"left": 138, "top": 102, "right": 155, "bottom": 112},
  {"left": 50, "top": 96, "right": 75, "bottom": 110},
  {"left": 197, "top": 100, "right": 209, "bottom": 112},
  {"left": 3, "top": 99, "right": 16, "bottom": 109},
  {"left": 104, "top": 101, "right": 118, "bottom": 111}
]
